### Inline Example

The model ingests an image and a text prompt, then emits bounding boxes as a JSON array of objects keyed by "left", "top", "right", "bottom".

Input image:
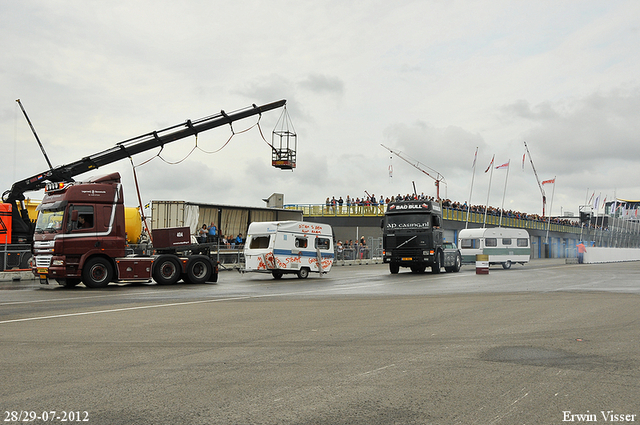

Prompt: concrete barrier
[
  {"left": 0, "top": 270, "right": 35, "bottom": 282},
  {"left": 583, "top": 248, "right": 640, "bottom": 264}
]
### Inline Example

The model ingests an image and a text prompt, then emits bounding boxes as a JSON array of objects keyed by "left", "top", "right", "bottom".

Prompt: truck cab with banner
[{"left": 382, "top": 200, "right": 461, "bottom": 274}]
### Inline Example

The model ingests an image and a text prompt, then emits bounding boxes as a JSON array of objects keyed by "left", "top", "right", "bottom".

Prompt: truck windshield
[
  {"left": 35, "top": 210, "right": 65, "bottom": 233},
  {"left": 385, "top": 215, "right": 431, "bottom": 231}
]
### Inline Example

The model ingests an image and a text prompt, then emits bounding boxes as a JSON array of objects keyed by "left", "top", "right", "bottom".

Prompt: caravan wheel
[
  {"left": 272, "top": 271, "right": 283, "bottom": 279},
  {"left": 297, "top": 268, "right": 309, "bottom": 279},
  {"left": 502, "top": 260, "right": 512, "bottom": 270}
]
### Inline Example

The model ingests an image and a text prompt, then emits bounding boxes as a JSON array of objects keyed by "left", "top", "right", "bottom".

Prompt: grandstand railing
[{"left": 284, "top": 204, "right": 583, "bottom": 235}]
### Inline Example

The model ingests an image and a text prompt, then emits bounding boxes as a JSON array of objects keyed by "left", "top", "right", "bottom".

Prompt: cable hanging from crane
[
  {"left": 128, "top": 105, "right": 295, "bottom": 171},
  {"left": 130, "top": 114, "right": 261, "bottom": 168}
]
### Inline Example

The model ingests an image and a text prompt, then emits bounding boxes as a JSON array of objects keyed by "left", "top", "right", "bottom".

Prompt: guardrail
[
  {"left": 1, "top": 244, "right": 32, "bottom": 271},
  {"left": 284, "top": 204, "right": 583, "bottom": 234}
]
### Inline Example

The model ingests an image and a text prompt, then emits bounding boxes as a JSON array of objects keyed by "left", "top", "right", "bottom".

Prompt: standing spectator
[
  {"left": 359, "top": 236, "right": 368, "bottom": 259},
  {"left": 577, "top": 241, "right": 587, "bottom": 264},
  {"left": 198, "top": 224, "right": 208, "bottom": 243},
  {"left": 207, "top": 222, "right": 217, "bottom": 243}
]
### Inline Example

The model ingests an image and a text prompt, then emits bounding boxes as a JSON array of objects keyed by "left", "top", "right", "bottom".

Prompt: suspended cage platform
[{"left": 272, "top": 106, "right": 297, "bottom": 170}]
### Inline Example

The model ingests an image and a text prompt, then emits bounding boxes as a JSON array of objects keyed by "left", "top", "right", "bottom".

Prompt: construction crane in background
[
  {"left": 523, "top": 141, "right": 547, "bottom": 216},
  {"left": 380, "top": 144, "right": 446, "bottom": 200}
]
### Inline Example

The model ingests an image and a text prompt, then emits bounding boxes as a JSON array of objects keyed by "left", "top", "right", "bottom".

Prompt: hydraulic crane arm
[
  {"left": 2, "top": 99, "right": 286, "bottom": 245},
  {"left": 3, "top": 99, "right": 286, "bottom": 204}
]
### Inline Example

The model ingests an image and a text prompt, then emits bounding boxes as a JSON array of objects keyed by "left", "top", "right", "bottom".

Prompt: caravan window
[
  {"left": 249, "top": 236, "right": 270, "bottom": 249},
  {"left": 460, "top": 239, "right": 479, "bottom": 249},
  {"left": 295, "top": 237, "right": 308, "bottom": 248},
  {"left": 502, "top": 238, "right": 512, "bottom": 245},
  {"left": 485, "top": 238, "right": 497, "bottom": 247},
  {"left": 315, "top": 237, "right": 330, "bottom": 250},
  {"left": 517, "top": 238, "right": 529, "bottom": 247}
]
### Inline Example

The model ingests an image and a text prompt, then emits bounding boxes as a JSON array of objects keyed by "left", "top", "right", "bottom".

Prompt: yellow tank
[{"left": 125, "top": 207, "right": 143, "bottom": 244}]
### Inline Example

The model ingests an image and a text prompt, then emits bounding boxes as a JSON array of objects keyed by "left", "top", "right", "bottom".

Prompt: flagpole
[
  {"left": 483, "top": 155, "right": 495, "bottom": 228},
  {"left": 601, "top": 196, "right": 608, "bottom": 246},
  {"left": 595, "top": 193, "right": 602, "bottom": 247},
  {"left": 610, "top": 196, "right": 616, "bottom": 247},
  {"left": 623, "top": 205, "right": 630, "bottom": 246},
  {"left": 584, "top": 188, "right": 589, "bottom": 206},
  {"left": 466, "top": 147, "right": 478, "bottom": 229},
  {"left": 498, "top": 160, "right": 510, "bottom": 227},
  {"left": 545, "top": 176, "right": 556, "bottom": 244}
]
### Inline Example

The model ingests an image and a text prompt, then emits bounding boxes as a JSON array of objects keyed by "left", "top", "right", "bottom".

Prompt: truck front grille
[{"left": 35, "top": 256, "right": 52, "bottom": 268}]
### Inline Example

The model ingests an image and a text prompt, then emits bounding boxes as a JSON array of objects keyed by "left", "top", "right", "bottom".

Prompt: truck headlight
[{"left": 52, "top": 259, "right": 64, "bottom": 266}]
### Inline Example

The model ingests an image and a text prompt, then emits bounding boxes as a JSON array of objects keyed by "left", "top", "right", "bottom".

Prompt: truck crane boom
[
  {"left": 3, "top": 99, "right": 286, "bottom": 244},
  {"left": 523, "top": 141, "right": 546, "bottom": 216},
  {"left": 380, "top": 144, "right": 446, "bottom": 199}
]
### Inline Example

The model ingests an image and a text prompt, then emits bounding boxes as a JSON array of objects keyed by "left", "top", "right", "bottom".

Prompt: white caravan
[
  {"left": 244, "top": 221, "right": 334, "bottom": 279},
  {"left": 458, "top": 227, "right": 530, "bottom": 269}
]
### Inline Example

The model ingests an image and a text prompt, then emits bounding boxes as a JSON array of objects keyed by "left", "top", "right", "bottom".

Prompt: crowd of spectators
[
  {"left": 325, "top": 192, "right": 587, "bottom": 228},
  {"left": 335, "top": 236, "right": 370, "bottom": 260},
  {"left": 197, "top": 222, "right": 245, "bottom": 247}
]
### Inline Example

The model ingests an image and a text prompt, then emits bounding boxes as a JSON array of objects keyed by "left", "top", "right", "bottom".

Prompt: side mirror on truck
[{"left": 67, "top": 209, "right": 79, "bottom": 233}]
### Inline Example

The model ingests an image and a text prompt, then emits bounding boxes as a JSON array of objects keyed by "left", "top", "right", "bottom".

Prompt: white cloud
[{"left": 2, "top": 0, "right": 640, "bottom": 218}]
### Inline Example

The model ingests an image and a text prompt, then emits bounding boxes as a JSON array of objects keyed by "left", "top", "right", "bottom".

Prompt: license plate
[
  {"left": 402, "top": 257, "right": 412, "bottom": 261},
  {"left": 37, "top": 268, "right": 48, "bottom": 274}
]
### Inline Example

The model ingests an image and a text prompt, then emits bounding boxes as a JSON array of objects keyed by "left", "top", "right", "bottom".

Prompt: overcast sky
[{"left": 2, "top": 1, "right": 639, "bottom": 217}]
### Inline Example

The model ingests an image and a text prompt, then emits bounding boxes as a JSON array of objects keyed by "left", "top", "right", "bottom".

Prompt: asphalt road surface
[{"left": 1, "top": 260, "right": 639, "bottom": 424}]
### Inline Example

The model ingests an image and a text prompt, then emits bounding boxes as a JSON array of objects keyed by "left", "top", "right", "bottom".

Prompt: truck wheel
[
  {"left": 184, "top": 256, "right": 212, "bottom": 284},
  {"left": 82, "top": 257, "right": 113, "bottom": 288},
  {"left": 272, "top": 271, "right": 283, "bottom": 279},
  {"left": 21, "top": 255, "right": 33, "bottom": 270},
  {"left": 502, "top": 260, "right": 512, "bottom": 270},
  {"left": 153, "top": 255, "right": 181, "bottom": 285},
  {"left": 389, "top": 263, "right": 400, "bottom": 274},
  {"left": 297, "top": 267, "right": 309, "bottom": 279},
  {"left": 431, "top": 252, "right": 441, "bottom": 274},
  {"left": 453, "top": 253, "right": 462, "bottom": 273}
]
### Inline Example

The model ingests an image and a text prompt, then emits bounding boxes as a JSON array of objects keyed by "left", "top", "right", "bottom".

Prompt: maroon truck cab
[
  {"left": 33, "top": 172, "right": 131, "bottom": 287},
  {"left": 32, "top": 172, "right": 218, "bottom": 288}
]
